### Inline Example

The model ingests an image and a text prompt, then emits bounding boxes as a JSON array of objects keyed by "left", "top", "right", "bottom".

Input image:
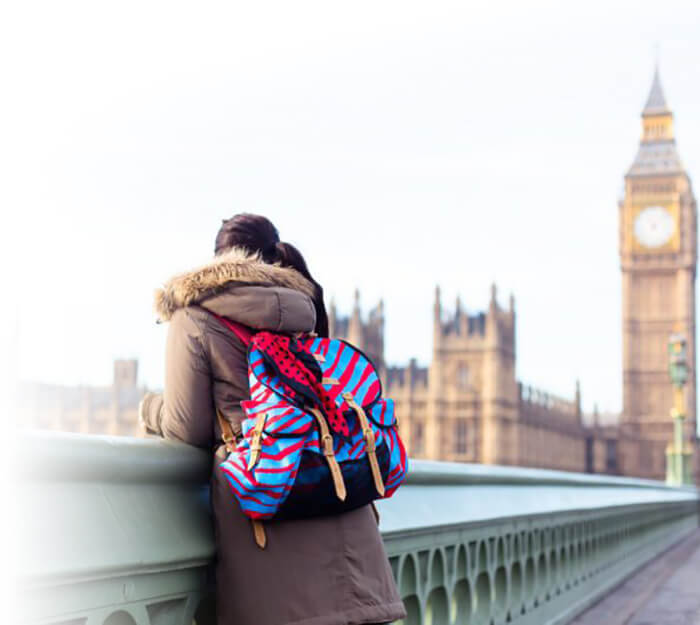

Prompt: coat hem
[{"left": 281, "top": 600, "right": 406, "bottom": 625}]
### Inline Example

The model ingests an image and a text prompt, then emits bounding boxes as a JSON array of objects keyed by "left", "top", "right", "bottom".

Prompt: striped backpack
[{"left": 214, "top": 315, "right": 408, "bottom": 548}]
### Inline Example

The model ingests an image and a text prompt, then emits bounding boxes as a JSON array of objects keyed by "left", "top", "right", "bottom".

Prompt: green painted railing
[{"left": 19, "top": 432, "right": 699, "bottom": 625}]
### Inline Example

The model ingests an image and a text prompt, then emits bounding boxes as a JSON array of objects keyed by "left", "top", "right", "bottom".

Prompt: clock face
[{"left": 633, "top": 206, "right": 675, "bottom": 248}]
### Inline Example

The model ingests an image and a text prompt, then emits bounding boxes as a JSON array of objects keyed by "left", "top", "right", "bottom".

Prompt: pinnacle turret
[
  {"left": 627, "top": 66, "right": 681, "bottom": 176},
  {"left": 642, "top": 66, "right": 670, "bottom": 116},
  {"left": 489, "top": 283, "right": 498, "bottom": 312}
]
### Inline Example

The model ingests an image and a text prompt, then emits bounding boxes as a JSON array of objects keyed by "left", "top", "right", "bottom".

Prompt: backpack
[{"left": 213, "top": 315, "right": 409, "bottom": 548}]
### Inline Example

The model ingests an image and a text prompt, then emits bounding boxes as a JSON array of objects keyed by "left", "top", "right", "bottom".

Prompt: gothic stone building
[
  {"left": 24, "top": 69, "right": 698, "bottom": 480},
  {"left": 332, "top": 69, "right": 698, "bottom": 480},
  {"left": 331, "top": 286, "right": 606, "bottom": 473},
  {"left": 21, "top": 359, "right": 147, "bottom": 437},
  {"left": 618, "top": 68, "right": 698, "bottom": 480}
]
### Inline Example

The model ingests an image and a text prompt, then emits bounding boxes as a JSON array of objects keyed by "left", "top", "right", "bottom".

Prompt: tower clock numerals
[{"left": 633, "top": 205, "right": 675, "bottom": 248}]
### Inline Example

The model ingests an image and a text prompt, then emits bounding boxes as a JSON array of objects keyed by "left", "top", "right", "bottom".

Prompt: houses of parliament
[
  {"left": 332, "top": 67, "right": 698, "bottom": 482},
  {"left": 23, "top": 69, "right": 698, "bottom": 482}
]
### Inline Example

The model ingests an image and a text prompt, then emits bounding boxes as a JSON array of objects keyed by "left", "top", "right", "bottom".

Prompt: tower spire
[
  {"left": 643, "top": 65, "right": 670, "bottom": 116},
  {"left": 328, "top": 296, "right": 337, "bottom": 336},
  {"left": 433, "top": 285, "right": 442, "bottom": 323},
  {"left": 348, "top": 288, "right": 362, "bottom": 347},
  {"left": 628, "top": 66, "right": 680, "bottom": 175},
  {"left": 353, "top": 288, "right": 361, "bottom": 313}
]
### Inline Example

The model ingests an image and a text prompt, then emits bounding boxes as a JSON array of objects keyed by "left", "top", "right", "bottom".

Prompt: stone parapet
[{"left": 19, "top": 432, "right": 700, "bottom": 625}]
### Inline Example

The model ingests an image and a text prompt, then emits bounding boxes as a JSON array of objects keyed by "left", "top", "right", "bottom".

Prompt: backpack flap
[{"left": 366, "top": 398, "right": 396, "bottom": 428}]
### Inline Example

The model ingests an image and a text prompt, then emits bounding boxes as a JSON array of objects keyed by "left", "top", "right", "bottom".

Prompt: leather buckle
[{"left": 321, "top": 433, "right": 334, "bottom": 455}]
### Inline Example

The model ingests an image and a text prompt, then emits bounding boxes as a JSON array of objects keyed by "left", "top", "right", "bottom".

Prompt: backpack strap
[
  {"left": 310, "top": 408, "right": 347, "bottom": 501},
  {"left": 247, "top": 411, "right": 267, "bottom": 470},
  {"left": 343, "top": 392, "right": 385, "bottom": 497},
  {"left": 252, "top": 520, "right": 267, "bottom": 549},
  {"left": 211, "top": 314, "right": 254, "bottom": 450},
  {"left": 211, "top": 313, "right": 255, "bottom": 346},
  {"left": 216, "top": 409, "right": 237, "bottom": 453},
  {"left": 210, "top": 313, "right": 269, "bottom": 550}
]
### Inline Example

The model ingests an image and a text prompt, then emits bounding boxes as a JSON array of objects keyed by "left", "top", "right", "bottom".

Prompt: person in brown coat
[{"left": 140, "top": 214, "right": 406, "bottom": 625}]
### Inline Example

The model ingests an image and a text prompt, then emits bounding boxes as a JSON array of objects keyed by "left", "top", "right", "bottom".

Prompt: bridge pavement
[{"left": 571, "top": 528, "right": 700, "bottom": 625}]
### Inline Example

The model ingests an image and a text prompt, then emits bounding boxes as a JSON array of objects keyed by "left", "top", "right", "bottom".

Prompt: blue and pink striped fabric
[{"left": 218, "top": 331, "right": 409, "bottom": 520}]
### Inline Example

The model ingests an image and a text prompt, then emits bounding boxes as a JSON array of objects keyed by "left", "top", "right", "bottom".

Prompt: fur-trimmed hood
[{"left": 154, "top": 247, "right": 316, "bottom": 321}]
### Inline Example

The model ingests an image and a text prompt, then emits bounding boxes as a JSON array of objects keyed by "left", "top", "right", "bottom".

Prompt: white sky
[{"left": 3, "top": 0, "right": 700, "bottom": 416}]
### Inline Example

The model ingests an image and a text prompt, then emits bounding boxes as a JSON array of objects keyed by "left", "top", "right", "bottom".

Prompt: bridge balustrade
[{"left": 19, "top": 432, "right": 699, "bottom": 625}]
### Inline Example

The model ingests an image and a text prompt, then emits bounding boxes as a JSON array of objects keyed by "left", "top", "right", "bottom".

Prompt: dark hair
[{"left": 215, "top": 213, "right": 329, "bottom": 337}]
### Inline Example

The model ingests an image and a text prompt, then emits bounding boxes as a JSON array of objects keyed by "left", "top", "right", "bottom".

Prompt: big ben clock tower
[{"left": 619, "top": 68, "right": 697, "bottom": 480}]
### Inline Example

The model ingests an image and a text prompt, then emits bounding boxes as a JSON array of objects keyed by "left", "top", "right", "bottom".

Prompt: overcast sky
[{"left": 3, "top": 0, "right": 700, "bottom": 416}]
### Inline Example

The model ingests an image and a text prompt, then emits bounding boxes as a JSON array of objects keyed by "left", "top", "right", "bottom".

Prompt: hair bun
[
  {"left": 214, "top": 213, "right": 280, "bottom": 257},
  {"left": 264, "top": 240, "right": 279, "bottom": 257}
]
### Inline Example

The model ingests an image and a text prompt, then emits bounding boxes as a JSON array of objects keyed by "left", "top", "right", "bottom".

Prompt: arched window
[
  {"left": 457, "top": 363, "right": 469, "bottom": 389},
  {"left": 455, "top": 420, "right": 468, "bottom": 455},
  {"left": 412, "top": 421, "right": 424, "bottom": 456}
]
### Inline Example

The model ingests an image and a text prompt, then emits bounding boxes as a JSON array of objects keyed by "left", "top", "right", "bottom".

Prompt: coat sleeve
[
  {"left": 139, "top": 391, "right": 164, "bottom": 435},
  {"left": 147, "top": 309, "right": 215, "bottom": 448}
]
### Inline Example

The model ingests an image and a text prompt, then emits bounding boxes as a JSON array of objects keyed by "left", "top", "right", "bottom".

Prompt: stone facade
[
  {"left": 20, "top": 359, "right": 148, "bottom": 437},
  {"left": 331, "top": 68, "right": 698, "bottom": 479},
  {"left": 334, "top": 286, "right": 603, "bottom": 472},
  {"left": 617, "top": 68, "right": 698, "bottom": 481},
  {"left": 24, "top": 69, "right": 697, "bottom": 480},
  {"left": 329, "top": 289, "right": 386, "bottom": 378},
  {"left": 334, "top": 283, "right": 696, "bottom": 476}
]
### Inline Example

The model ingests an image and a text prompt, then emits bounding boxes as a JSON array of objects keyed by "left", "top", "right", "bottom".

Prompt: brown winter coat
[{"left": 141, "top": 248, "right": 405, "bottom": 625}]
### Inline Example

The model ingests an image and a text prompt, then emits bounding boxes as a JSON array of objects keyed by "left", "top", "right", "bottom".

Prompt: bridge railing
[{"left": 19, "top": 431, "right": 699, "bottom": 625}]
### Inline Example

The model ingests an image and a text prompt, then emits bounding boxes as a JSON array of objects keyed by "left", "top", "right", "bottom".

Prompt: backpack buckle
[
  {"left": 247, "top": 412, "right": 267, "bottom": 470},
  {"left": 321, "top": 433, "right": 334, "bottom": 456},
  {"left": 363, "top": 429, "right": 376, "bottom": 453}
]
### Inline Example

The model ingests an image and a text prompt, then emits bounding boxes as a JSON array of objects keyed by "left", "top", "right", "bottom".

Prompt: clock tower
[{"left": 619, "top": 68, "right": 697, "bottom": 479}]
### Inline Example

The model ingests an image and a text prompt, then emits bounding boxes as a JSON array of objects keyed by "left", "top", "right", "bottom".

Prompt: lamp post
[{"left": 666, "top": 333, "right": 693, "bottom": 485}]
